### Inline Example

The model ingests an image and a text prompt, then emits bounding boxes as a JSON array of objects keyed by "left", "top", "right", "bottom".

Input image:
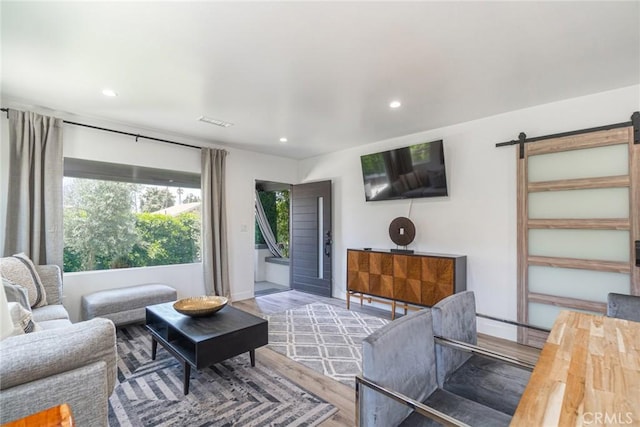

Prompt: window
[{"left": 63, "top": 159, "right": 201, "bottom": 273}]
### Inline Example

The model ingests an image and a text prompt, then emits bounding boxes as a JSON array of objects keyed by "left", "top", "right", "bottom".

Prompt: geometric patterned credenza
[{"left": 346, "top": 248, "right": 466, "bottom": 319}]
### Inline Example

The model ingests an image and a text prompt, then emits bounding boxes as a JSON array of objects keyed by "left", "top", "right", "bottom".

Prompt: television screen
[{"left": 360, "top": 140, "right": 448, "bottom": 201}]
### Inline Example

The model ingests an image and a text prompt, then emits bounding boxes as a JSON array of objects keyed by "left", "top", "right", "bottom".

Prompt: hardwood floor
[{"left": 232, "top": 290, "right": 540, "bottom": 426}]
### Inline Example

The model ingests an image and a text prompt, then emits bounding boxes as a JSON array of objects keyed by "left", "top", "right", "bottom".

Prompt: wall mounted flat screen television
[{"left": 360, "top": 140, "right": 448, "bottom": 201}]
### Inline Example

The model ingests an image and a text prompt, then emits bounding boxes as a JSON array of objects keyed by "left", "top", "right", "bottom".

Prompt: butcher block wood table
[{"left": 511, "top": 310, "right": 640, "bottom": 426}]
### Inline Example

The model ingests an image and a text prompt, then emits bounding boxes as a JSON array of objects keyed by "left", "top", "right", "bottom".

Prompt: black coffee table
[{"left": 145, "top": 302, "right": 268, "bottom": 395}]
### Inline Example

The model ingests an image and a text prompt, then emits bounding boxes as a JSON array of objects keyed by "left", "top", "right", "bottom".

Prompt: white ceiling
[{"left": 2, "top": 2, "right": 639, "bottom": 159}]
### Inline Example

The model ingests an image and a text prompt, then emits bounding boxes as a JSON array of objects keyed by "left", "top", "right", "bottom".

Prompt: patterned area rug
[
  {"left": 266, "top": 303, "right": 390, "bottom": 387},
  {"left": 109, "top": 325, "right": 337, "bottom": 426}
]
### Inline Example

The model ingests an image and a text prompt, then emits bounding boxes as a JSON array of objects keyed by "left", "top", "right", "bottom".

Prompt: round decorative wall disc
[{"left": 389, "top": 217, "right": 416, "bottom": 246}]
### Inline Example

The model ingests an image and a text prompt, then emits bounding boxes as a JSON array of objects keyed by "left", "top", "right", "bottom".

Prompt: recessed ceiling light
[
  {"left": 389, "top": 100, "right": 402, "bottom": 109},
  {"left": 102, "top": 89, "right": 118, "bottom": 97},
  {"left": 279, "top": 137, "right": 288, "bottom": 143},
  {"left": 197, "top": 116, "right": 234, "bottom": 128}
]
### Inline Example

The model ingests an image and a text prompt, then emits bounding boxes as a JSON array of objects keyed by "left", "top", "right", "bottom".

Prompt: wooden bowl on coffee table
[{"left": 173, "top": 296, "right": 228, "bottom": 317}]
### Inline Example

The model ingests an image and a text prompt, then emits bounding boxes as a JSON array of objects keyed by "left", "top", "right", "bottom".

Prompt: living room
[{"left": 1, "top": 2, "right": 639, "bottom": 426}]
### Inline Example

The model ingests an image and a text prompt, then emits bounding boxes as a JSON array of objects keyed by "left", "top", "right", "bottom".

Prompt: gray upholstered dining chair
[
  {"left": 431, "top": 291, "right": 532, "bottom": 416},
  {"left": 358, "top": 309, "right": 512, "bottom": 427},
  {"left": 607, "top": 293, "right": 640, "bottom": 322},
  {"left": 357, "top": 291, "right": 537, "bottom": 426}
]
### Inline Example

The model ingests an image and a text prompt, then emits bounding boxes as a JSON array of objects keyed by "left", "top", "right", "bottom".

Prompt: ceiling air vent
[{"left": 197, "top": 116, "right": 234, "bottom": 128}]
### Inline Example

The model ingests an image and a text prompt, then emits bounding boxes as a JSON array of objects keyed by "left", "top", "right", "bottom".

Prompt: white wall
[
  {"left": 265, "top": 261, "right": 290, "bottom": 287},
  {"left": 0, "top": 113, "right": 298, "bottom": 322},
  {"left": 254, "top": 248, "right": 271, "bottom": 282},
  {"left": 298, "top": 85, "right": 640, "bottom": 340}
]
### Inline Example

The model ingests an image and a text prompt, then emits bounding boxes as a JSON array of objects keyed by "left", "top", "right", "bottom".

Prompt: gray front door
[{"left": 290, "top": 180, "right": 332, "bottom": 297}]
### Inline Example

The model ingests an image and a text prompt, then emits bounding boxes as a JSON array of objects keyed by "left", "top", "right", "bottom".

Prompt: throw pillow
[
  {"left": 2, "top": 278, "right": 31, "bottom": 312},
  {"left": 0, "top": 253, "right": 48, "bottom": 308},
  {"left": 7, "top": 302, "right": 41, "bottom": 336}
]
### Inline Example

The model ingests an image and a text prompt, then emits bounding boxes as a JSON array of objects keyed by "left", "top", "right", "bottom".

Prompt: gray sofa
[
  {"left": 0, "top": 265, "right": 117, "bottom": 426},
  {"left": 358, "top": 291, "right": 532, "bottom": 426}
]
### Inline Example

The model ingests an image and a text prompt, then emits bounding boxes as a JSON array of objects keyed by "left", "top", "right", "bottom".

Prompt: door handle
[
  {"left": 324, "top": 231, "right": 332, "bottom": 257},
  {"left": 324, "top": 240, "right": 332, "bottom": 257}
]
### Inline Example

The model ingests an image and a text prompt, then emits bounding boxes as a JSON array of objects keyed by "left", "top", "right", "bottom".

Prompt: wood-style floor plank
[{"left": 233, "top": 290, "right": 540, "bottom": 426}]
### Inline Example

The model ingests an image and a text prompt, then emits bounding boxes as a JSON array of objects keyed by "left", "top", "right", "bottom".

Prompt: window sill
[
  {"left": 265, "top": 257, "right": 289, "bottom": 266},
  {"left": 63, "top": 262, "right": 202, "bottom": 276}
]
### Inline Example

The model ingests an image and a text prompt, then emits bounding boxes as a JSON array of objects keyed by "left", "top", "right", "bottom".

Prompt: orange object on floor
[{"left": 2, "top": 403, "right": 74, "bottom": 427}]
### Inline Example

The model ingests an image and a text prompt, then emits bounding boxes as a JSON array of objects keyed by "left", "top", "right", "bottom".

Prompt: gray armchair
[
  {"left": 357, "top": 291, "right": 534, "bottom": 426},
  {"left": 359, "top": 309, "right": 516, "bottom": 426},
  {"left": 607, "top": 293, "right": 640, "bottom": 322},
  {"left": 432, "top": 291, "right": 531, "bottom": 416}
]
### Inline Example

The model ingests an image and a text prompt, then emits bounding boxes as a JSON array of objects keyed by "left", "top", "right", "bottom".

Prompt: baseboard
[
  {"left": 477, "top": 317, "right": 517, "bottom": 341},
  {"left": 231, "top": 290, "right": 255, "bottom": 302}
]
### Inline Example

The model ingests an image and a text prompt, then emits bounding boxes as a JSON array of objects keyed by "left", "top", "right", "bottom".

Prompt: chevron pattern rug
[
  {"left": 266, "top": 303, "right": 390, "bottom": 388},
  {"left": 108, "top": 324, "right": 337, "bottom": 426}
]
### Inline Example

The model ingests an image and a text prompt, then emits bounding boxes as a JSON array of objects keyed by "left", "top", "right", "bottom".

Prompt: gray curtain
[
  {"left": 255, "top": 190, "right": 284, "bottom": 258},
  {"left": 201, "top": 148, "right": 229, "bottom": 297},
  {"left": 3, "top": 110, "right": 63, "bottom": 268}
]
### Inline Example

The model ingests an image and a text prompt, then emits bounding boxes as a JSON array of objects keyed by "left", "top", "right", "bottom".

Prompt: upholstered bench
[{"left": 81, "top": 284, "right": 177, "bottom": 326}]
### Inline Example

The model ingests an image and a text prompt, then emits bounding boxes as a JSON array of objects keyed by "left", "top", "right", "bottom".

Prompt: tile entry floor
[{"left": 254, "top": 280, "right": 290, "bottom": 296}]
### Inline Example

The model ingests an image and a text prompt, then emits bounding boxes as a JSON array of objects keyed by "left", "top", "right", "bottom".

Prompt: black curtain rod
[
  {"left": 0, "top": 107, "right": 202, "bottom": 150},
  {"left": 496, "top": 112, "right": 640, "bottom": 158}
]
